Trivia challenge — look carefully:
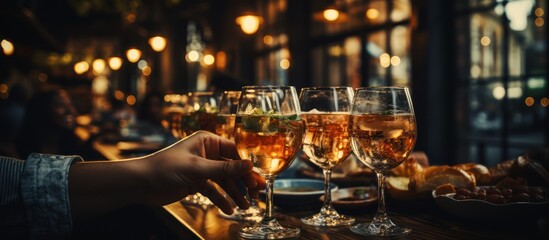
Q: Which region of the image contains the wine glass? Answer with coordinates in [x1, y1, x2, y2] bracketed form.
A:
[181, 91, 218, 137]
[180, 92, 219, 207]
[161, 93, 189, 140]
[215, 90, 264, 222]
[299, 87, 356, 227]
[235, 86, 304, 239]
[349, 86, 416, 236]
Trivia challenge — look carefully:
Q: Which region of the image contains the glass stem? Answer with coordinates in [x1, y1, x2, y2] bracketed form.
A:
[263, 177, 275, 222]
[321, 169, 333, 211]
[375, 171, 388, 219]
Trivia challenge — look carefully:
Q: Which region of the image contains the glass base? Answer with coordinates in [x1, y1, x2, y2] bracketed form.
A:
[218, 205, 264, 222]
[301, 211, 355, 227]
[240, 219, 300, 239]
[350, 220, 411, 237]
[181, 193, 213, 207]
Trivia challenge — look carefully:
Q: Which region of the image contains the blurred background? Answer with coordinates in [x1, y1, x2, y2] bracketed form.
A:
[0, 0, 547, 166]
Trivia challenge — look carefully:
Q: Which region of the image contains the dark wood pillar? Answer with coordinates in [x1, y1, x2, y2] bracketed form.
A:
[411, 0, 456, 165]
[287, 0, 311, 90]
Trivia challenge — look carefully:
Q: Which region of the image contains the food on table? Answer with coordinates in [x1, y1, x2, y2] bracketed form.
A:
[453, 163, 491, 185]
[409, 166, 476, 193]
[490, 155, 549, 187]
[451, 185, 547, 204]
[434, 183, 456, 195]
[387, 152, 549, 201]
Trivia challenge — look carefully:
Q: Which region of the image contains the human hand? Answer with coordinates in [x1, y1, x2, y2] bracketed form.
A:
[143, 131, 265, 214]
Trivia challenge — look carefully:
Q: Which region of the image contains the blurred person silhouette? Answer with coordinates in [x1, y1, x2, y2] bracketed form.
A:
[16, 88, 88, 158]
[137, 91, 164, 129]
[208, 72, 242, 93]
[0, 83, 31, 158]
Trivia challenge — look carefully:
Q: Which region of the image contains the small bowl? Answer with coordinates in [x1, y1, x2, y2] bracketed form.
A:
[260, 179, 338, 208]
[320, 186, 377, 210]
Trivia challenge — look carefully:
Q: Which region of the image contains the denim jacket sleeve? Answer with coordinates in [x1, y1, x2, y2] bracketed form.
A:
[21, 153, 83, 239]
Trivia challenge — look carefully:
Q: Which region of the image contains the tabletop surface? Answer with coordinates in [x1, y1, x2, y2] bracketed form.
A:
[155, 197, 548, 240]
[90, 139, 548, 240]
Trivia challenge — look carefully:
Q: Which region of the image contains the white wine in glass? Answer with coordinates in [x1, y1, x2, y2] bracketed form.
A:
[299, 86, 356, 227]
[215, 90, 264, 222]
[235, 86, 304, 239]
[350, 86, 416, 237]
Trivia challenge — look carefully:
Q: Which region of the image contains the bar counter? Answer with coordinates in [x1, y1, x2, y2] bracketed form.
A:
[91, 139, 548, 239]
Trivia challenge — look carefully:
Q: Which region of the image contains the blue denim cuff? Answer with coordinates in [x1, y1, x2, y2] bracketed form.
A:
[21, 153, 83, 239]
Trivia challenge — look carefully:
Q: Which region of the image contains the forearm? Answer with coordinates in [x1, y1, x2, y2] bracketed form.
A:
[68, 158, 149, 221]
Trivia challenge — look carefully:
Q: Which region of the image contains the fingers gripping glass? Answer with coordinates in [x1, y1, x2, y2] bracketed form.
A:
[235, 86, 304, 239]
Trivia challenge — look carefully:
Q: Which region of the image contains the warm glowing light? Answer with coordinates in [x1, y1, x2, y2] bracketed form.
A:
[541, 97, 549, 107]
[263, 35, 274, 45]
[216, 51, 227, 70]
[126, 48, 142, 63]
[186, 50, 200, 62]
[390, 56, 401, 66]
[470, 65, 481, 78]
[74, 61, 89, 75]
[137, 60, 148, 70]
[1, 39, 14, 55]
[38, 73, 48, 82]
[61, 53, 73, 63]
[480, 36, 491, 46]
[0, 84, 7, 93]
[380, 53, 391, 68]
[329, 46, 343, 56]
[366, 9, 380, 19]
[535, 18, 544, 27]
[236, 15, 262, 34]
[142, 66, 152, 76]
[125, 12, 137, 23]
[92, 59, 106, 74]
[323, 8, 339, 21]
[525, 97, 535, 106]
[203, 54, 215, 65]
[280, 59, 290, 69]
[108, 57, 123, 70]
[535, 8, 544, 17]
[127, 95, 137, 106]
[493, 86, 505, 100]
[505, 1, 535, 31]
[508, 87, 523, 99]
[114, 90, 125, 101]
[149, 36, 167, 52]
[92, 76, 109, 94]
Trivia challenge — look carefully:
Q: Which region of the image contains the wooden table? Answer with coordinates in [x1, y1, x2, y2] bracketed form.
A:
[154, 199, 547, 240]
[91, 140, 548, 239]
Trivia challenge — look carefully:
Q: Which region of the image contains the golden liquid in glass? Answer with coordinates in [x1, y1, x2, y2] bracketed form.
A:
[350, 114, 416, 171]
[235, 115, 304, 178]
[301, 113, 351, 169]
[215, 114, 236, 140]
[181, 111, 217, 136]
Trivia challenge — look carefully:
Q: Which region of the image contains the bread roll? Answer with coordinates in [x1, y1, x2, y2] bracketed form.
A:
[453, 163, 492, 185]
[391, 157, 424, 177]
[409, 166, 476, 193]
[434, 183, 456, 196]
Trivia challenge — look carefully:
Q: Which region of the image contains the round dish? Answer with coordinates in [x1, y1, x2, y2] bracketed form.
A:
[260, 179, 338, 207]
[320, 186, 377, 210]
[432, 190, 549, 221]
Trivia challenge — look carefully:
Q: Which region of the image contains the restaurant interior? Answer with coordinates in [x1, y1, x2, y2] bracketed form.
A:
[1, 0, 548, 239]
